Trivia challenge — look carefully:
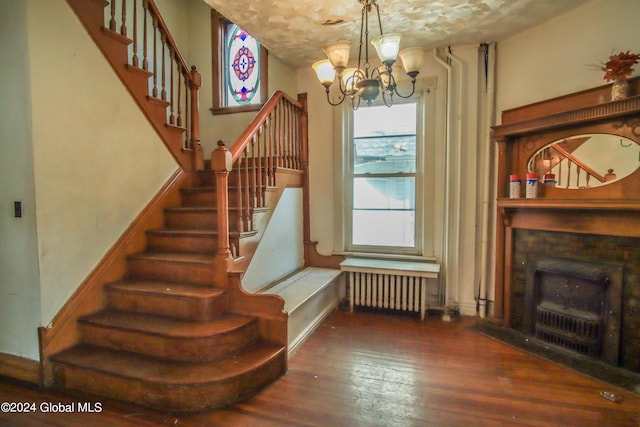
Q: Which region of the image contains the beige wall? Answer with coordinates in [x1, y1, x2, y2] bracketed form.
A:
[0, 0, 42, 359]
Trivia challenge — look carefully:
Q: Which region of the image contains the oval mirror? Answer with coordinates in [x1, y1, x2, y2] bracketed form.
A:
[527, 134, 640, 189]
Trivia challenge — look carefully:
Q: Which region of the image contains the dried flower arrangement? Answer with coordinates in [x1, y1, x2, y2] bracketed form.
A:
[602, 50, 640, 82]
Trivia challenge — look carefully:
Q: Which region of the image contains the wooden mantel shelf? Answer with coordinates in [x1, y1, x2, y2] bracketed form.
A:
[493, 95, 640, 138]
[497, 198, 640, 211]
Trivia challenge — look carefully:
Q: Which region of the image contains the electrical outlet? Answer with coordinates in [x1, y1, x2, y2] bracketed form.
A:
[14, 201, 22, 218]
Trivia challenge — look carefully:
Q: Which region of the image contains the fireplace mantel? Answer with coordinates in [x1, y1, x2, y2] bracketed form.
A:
[491, 79, 640, 327]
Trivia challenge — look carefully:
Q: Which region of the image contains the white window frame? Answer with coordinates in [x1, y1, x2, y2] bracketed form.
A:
[333, 78, 437, 259]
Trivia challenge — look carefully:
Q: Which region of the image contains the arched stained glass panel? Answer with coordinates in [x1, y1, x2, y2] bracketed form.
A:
[224, 23, 261, 106]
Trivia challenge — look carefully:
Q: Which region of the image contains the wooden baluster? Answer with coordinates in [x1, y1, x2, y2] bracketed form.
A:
[250, 135, 257, 220]
[243, 147, 252, 231]
[294, 104, 300, 170]
[566, 161, 571, 188]
[152, 17, 158, 98]
[120, 0, 127, 37]
[235, 158, 244, 233]
[267, 115, 274, 186]
[281, 101, 287, 168]
[298, 92, 309, 174]
[258, 123, 267, 207]
[278, 103, 287, 168]
[576, 165, 581, 188]
[160, 32, 167, 101]
[176, 69, 182, 127]
[286, 102, 292, 168]
[132, 0, 139, 67]
[586, 173, 591, 188]
[291, 103, 297, 170]
[109, 0, 117, 32]
[168, 47, 175, 125]
[256, 127, 263, 207]
[142, 0, 148, 71]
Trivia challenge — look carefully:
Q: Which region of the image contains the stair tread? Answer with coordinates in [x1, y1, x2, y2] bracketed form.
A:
[51, 343, 285, 385]
[80, 310, 254, 337]
[147, 228, 218, 236]
[128, 252, 213, 264]
[166, 206, 217, 211]
[107, 280, 224, 298]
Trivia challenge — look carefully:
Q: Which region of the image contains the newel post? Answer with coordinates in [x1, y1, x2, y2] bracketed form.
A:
[189, 66, 204, 171]
[212, 140, 233, 258]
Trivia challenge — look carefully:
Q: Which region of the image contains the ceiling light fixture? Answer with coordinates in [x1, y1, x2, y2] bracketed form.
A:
[312, 0, 426, 109]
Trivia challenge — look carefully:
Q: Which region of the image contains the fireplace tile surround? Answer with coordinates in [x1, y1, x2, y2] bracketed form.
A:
[513, 230, 637, 371]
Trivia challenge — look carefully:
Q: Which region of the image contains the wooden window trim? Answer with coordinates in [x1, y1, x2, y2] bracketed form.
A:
[210, 10, 268, 115]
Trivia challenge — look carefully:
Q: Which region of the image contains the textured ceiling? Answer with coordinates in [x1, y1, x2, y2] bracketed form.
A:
[201, 0, 591, 68]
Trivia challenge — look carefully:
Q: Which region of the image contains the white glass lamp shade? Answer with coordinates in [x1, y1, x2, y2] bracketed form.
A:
[312, 59, 337, 86]
[323, 41, 352, 70]
[342, 68, 361, 93]
[398, 47, 426, 75]
[371, 33, 401, 65]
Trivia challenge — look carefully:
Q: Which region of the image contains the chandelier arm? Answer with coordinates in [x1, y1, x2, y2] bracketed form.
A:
[381, 89, 393, 107]
[324, 87, 347, 106]
[393, 79, 418, 99]
[351, 95, 361, 110]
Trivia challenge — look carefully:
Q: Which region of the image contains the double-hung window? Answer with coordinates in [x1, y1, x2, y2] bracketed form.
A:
[342, 99, 425, 255]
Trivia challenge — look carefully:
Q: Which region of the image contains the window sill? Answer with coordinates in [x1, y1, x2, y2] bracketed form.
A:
[333, 251, 436, 264]
[210, 104, 264, 115]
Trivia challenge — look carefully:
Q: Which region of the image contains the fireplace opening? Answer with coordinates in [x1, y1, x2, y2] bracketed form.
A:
[524, 256, 623, 366]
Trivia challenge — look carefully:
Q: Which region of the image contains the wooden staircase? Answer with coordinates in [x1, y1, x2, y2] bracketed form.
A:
[43, 0, 344, 412]
[49, 166, 287, 412]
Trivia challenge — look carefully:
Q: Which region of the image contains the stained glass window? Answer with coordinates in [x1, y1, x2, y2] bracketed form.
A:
[224, 23, 261, 107]
[211, 10, 268, 114]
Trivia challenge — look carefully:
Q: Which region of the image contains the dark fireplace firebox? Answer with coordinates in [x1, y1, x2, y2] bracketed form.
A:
[524, 255, 623, 366]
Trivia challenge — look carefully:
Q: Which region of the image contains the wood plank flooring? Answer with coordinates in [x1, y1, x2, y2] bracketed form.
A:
[1, 310, 639, 426]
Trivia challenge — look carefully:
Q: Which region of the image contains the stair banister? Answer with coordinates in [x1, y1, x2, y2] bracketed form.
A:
[212, 91, 307, 265]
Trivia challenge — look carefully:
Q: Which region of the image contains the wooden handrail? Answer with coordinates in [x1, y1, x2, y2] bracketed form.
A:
[212, 91, 308, 262]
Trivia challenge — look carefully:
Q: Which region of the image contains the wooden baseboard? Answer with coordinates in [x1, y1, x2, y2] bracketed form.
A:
[38, 169, 190, 386]
[0, 353, 40, 384]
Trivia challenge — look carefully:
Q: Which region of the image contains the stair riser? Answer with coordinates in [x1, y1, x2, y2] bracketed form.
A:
[106, 290, 227, 321]
[127, 259, 212, 285]
[165, 211, 218, 229]
[51, 350, 286, 412]
[146, 233, 217, 254]
[182, 190, 249, 208]
[165, 211, 243, 231]
[79, 322, 259, 362]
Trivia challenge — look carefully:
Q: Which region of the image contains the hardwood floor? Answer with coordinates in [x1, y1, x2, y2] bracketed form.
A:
[1, 309, 639, 426]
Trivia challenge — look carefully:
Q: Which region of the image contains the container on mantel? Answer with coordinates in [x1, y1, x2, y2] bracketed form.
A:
[525, 173, 539, 199]
[509, 174, 521, 199]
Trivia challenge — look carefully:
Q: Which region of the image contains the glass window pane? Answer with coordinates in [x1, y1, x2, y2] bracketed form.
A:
[352, 177, 415, 247]
[353, 103, 416, 174]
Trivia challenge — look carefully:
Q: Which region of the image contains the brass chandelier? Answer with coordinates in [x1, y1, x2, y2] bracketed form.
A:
[312, 0, 426, 109]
